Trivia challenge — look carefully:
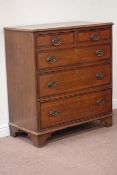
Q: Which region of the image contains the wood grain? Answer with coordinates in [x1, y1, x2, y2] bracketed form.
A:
[5, 30, 38, 132]
[78, 29, 110, 42]
[38, 63, 111, 97]
[37, 44, 111, 69]
[36, 31, 74, 48]
[4, 21, 113, 32]
[40, 89, 112, 129]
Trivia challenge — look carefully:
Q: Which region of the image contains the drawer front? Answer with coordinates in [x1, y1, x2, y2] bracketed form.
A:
[78, 29, 111, 44]
[39, 63, 111, 97]
[40, 89, 112, 129]
[37, 45, 110, 69]
[35, 31, 74, 48]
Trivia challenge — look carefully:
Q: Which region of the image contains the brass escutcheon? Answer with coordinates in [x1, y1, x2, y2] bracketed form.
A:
[76, 95, 80, 100]
[75, 69, 80, 74]
[74, 48, 79, 53]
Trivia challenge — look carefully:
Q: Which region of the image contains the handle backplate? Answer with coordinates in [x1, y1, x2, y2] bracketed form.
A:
[47, 56, 56, 64]
[96, 72, 104, 80]
[48, 81, 57, 88]
[97, 98, 105, 106]
[49, 110, 60, 117]
[90, 34, 99, 41]
[51, 38, 61, 46]
[96, 50, 104, 57]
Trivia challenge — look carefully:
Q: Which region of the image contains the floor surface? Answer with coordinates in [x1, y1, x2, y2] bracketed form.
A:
[0, 111, 117, 175]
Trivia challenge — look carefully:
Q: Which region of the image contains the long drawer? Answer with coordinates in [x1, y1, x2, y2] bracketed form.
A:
[38, 63, 111, 97]
[37, 45, 110, 69]
[40, 89, 112, 129]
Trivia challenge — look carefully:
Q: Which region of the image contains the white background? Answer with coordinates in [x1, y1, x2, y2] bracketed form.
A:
[0, 0, 117, 137]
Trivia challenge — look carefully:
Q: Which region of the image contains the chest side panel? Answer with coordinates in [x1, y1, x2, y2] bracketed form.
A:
[5, 30, 38, 132]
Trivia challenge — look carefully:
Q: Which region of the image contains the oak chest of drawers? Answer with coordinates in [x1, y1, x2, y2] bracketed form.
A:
[5, 21, 113, 147]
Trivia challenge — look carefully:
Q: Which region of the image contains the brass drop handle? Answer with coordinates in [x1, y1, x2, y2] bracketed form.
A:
[96, 72, 104, 80]
[96, 50, 104, 57]
[51, 38, 61, 46]
[48, 81, 57, 88]
[49, 110, 60, 117]
[97, 98, 105, 106]
[90, 34, 99, 41]
[47, 56, 56, 64]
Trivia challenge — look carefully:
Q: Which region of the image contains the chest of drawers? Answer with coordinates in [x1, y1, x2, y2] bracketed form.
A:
[5, 21, 113, 147]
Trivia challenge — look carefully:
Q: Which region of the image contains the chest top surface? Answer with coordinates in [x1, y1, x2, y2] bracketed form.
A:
[4, 21, 113, 32]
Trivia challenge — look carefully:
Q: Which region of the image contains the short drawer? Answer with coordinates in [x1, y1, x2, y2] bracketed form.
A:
[37, 44, 110, 69]
[78, 28, 111, 45]
[38, 63, 111, 97]
[35, 31, 74, 49]
[40, 89, 112, 129]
